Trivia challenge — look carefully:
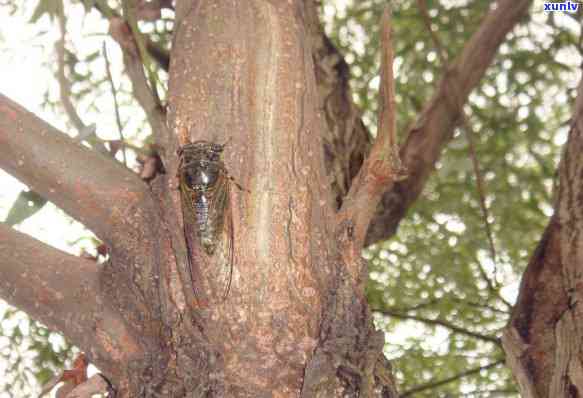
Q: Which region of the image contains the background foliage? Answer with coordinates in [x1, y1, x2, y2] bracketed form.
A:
[0, 0, 581, 396]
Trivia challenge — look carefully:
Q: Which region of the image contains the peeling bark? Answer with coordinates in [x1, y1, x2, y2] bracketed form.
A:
[502, 73, 583, 397]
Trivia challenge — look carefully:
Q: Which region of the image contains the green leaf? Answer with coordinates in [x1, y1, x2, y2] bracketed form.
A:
[4, 190, 48, 226]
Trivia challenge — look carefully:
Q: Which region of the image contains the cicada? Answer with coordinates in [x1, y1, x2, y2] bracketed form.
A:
[178, 140, 235, 302]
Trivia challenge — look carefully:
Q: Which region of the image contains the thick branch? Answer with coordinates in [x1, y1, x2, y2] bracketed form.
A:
[365, 0, 532, 245]
[0, 94, 153, 249]
[0, 224, 144, 380]
[374, 308, 501, 345]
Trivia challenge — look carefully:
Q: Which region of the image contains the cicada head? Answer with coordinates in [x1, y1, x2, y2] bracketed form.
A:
[178, 140, 227, 190]
[182, 160, 222, 191]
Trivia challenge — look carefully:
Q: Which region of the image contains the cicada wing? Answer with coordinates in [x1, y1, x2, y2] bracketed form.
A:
[223, 186, 234, 302]
[179, 184, 206, 302]
[207, 175, 233, 302]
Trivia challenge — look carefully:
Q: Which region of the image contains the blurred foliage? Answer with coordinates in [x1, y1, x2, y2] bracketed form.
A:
[0, 307, 75, 396]
[324, 0, 581, 396]
[0, 0, 581, 396]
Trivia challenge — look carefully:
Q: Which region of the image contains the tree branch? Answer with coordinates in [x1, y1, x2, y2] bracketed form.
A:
[104, 1, 167, 144]
[54, 9, 110, 155]
[337, 8, 406, 253]
[365, 0, 533, 246]
[122, 0, 161, 105]
[0, 224, 144, 380]
[0, 94, 154, 250]
[417, 0, 498, 269]
[374, 308, 501, 345]
[400, 358, 504, 397]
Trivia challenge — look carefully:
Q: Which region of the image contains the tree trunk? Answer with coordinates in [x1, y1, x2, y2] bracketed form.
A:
[157, 1, 396, 395]
[502, 72, 583, 397]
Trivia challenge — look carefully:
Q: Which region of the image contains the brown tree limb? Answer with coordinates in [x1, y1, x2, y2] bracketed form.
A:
[374, 308, 501, 346]
[122, 0, 161, 105]
[0, 224, 144, 380]
[54, 8, 108, 155]
[417, 0, 498, 270]
[0, 94, 153, 250]
[365, 0, 533, 246]
[163, 1, 397, 395]
[336, 8, 406, 282]
[336, 8, 405, 287]
[400, 358, 504, 397]
[109, 15, 165, 132]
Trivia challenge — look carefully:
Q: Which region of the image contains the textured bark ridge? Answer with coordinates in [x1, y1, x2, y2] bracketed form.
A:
[502, 75, 583, 397]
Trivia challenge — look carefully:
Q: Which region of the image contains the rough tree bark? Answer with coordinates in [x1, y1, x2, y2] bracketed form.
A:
[502, 71, 583, 397]
[0, 0, 535, 396]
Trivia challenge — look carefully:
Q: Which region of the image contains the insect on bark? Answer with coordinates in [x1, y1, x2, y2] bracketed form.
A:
[177, 140, 236, 302]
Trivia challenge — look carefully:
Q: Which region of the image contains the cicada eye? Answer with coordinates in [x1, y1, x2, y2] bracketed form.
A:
[211, 143, 224, 153]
